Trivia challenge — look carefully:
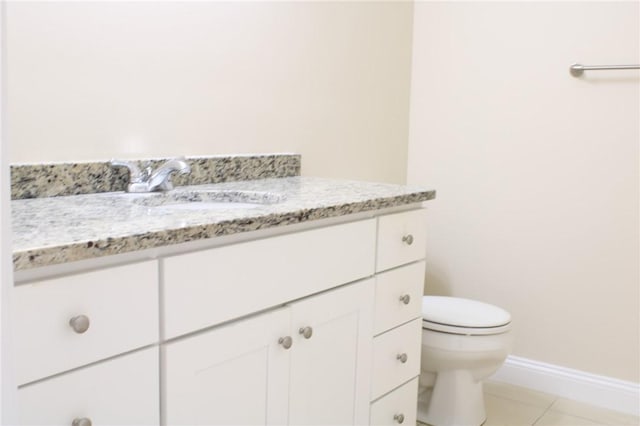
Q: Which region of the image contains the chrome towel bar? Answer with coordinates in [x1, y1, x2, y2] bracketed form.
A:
[570, 63, 640, 77]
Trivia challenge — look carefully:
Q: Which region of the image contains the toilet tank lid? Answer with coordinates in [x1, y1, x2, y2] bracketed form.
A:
[422, 296, 511, 328]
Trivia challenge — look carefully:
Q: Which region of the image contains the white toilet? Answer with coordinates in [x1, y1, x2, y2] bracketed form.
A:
[417, 296, 513, 426]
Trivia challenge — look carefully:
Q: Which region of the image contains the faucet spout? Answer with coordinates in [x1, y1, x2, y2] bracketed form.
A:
[147, 158, 191, 192]
[111, 157, 191, 192]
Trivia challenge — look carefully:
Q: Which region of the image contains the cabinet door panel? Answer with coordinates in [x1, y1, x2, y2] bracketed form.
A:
[163, 308, 290, 425]
[289, 280, 374, 425]
[18, 347, 159, 425]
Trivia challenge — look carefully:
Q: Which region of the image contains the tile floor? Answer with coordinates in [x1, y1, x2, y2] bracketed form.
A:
[419, 381, 639, 426]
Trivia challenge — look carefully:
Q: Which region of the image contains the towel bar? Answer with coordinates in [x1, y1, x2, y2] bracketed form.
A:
[570, 63, 640, 77]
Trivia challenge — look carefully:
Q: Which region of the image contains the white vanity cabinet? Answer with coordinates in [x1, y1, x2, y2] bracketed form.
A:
[369, 209, 427, 425]
[13, 207, 428, 425]
[165, 280, 374, 426]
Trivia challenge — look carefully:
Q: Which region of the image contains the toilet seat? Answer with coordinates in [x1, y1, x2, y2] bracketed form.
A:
[422, 296, 511, 336]
[422, 319, 511, 336]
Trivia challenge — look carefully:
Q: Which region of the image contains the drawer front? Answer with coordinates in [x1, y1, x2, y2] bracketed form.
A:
[376, 209, 427, 272]
[371, 318, 422, 400]
[374, 261, 425, 335]
[17, 347, 159, 425]
[163, 219, 376, 339]
[370, 377, 419, 426]
[14, 261, 159, 385]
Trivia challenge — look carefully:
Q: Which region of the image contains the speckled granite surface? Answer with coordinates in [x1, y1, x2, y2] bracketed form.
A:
[12, 177, 435, 270]
[11, 153, 300, 199]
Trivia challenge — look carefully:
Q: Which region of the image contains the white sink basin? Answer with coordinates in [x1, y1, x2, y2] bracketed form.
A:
[131, 190, 285, 211]
[151, 201, 264, 212]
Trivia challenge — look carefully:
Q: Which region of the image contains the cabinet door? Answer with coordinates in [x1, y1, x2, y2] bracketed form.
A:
[163, 308, 290, 425]
[17, 347, 159, 425]
[288, 280, 375, 425]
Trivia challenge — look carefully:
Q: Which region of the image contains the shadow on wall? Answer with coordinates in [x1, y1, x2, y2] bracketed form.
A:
[424, 265, 451, 296]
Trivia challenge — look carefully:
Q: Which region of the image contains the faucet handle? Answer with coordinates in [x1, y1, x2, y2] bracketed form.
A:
[140, 161, 154, 182]
[110, 159, 145, 183]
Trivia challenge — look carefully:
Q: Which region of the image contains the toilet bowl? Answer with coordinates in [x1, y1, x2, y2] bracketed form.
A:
[417, 296, 512, 426]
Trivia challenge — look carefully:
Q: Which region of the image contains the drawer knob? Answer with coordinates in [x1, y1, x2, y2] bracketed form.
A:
[299, 326, 313, 339]
[278, 336, 293, 349]
[72, 418, 92, 426]
[399, 294, 411, 305]
[69, 315, 90, 334]
[396, 353, 408, 363]
[401, 234, 414, 245]
[393, 413, 405, 424]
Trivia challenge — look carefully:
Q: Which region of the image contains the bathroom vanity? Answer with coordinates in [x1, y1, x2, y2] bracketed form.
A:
[10, 154, 435, 425]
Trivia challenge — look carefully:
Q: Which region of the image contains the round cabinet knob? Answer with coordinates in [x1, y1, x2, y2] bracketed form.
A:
[69, 315, 90, 334]
[72, 418, 92, 426]
[396, 353, 408, 363]
[299, 326, 313, 339]
[393, 413, 405, 424]
[278, 336, 293, 350]
[402, 234, 414, 245]
[399, 294, 411, 305]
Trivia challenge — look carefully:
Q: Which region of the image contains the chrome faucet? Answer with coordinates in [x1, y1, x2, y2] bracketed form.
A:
[146, 158, 191, 191]
[110, 158, 192, 192]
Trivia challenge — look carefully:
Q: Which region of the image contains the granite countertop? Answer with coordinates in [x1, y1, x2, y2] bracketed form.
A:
[11, 155, 435, 271]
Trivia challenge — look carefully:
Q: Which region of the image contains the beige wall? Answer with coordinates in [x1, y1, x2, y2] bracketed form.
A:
[6, 1, 413, 184]
[408, 1, 639, 382]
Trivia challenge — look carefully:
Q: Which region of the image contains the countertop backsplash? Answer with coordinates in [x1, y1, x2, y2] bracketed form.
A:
[11, 153, 301, 200]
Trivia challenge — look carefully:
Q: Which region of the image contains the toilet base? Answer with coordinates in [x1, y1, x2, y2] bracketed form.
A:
[417, 370, 486, 426]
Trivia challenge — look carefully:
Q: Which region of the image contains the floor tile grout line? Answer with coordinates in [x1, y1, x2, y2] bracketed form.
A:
[543, 399, 638, 425]
[484, 390, 557, 412]
[531, 397, 557, 426]
[422, 387, 639, 426]
[484, 383, 640, 425]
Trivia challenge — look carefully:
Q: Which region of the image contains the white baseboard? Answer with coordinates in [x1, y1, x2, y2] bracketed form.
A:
[490, 355, 640, 417]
